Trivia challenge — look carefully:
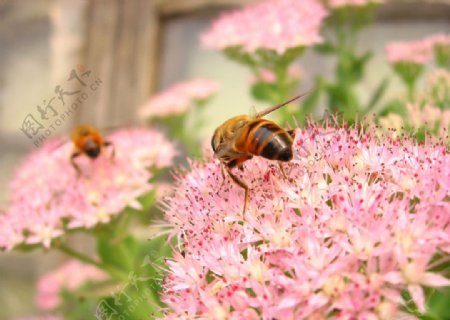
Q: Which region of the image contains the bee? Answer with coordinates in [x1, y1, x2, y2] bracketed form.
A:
[211, 93, 308, 214]
[70, 124, 114, 175]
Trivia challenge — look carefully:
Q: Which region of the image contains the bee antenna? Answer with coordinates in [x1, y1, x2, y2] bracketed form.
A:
[256, 91, 309, 118]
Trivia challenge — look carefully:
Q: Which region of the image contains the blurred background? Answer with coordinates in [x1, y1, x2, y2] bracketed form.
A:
[0, 0, 449, 318]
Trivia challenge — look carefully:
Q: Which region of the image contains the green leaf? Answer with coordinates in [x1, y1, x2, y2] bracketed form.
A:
[97, 235, 139, 272]
[251, 82, 279, 103]
[295, 83, 323, 124]
[378, 99, 408, 118]
[325, 83, 360, 122]
[132, 234, 175, 288]
[60, 288, 99, 320]
[315, 42, 336, 54]
[137, 190, 156, 212]
[280, 46, 305, 65]
[223, 47, 257, 67]
[426, 287, 450, 320]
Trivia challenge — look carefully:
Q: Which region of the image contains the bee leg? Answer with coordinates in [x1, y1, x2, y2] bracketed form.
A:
[225, 166, 249, 217]
[278, 162, 288, 180]
[70, 152, 82, 177]
[220, 162, 226, 181]
[286, 128, 296, 139]
[217, 162, 227, 191]
[104, 141, 115, 160]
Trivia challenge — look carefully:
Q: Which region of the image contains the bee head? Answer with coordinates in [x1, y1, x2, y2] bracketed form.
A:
[84, 139, 101, 159]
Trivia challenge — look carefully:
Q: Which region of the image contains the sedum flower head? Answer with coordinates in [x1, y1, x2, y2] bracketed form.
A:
[0, 128, 177, 250]
[162, 123, 449, 319]
[139, 78, 219, 120]
[426, 32, 450, 66]
[385, 39, 433, 65]
[36, 259, 107, 310]
[201, 0, 327, 55]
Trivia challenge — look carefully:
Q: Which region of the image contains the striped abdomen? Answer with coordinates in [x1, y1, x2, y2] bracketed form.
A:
[236, 119, 294, 161]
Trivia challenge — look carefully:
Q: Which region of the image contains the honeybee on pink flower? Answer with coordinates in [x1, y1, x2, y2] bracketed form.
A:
[211, 93, 308, 214]
[0, 128, 177, 250]
[162, 121, 450, 319]
[69, 124, 114, 175]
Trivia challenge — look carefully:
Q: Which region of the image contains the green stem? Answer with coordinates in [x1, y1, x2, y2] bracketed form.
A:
[58, 242, 130, 282]
[407, 81, 416, 102]
[275, 63, 288, 99]
[57, 243, 104, 269]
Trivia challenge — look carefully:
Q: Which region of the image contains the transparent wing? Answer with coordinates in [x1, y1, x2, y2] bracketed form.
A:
[249, 105, 258, 118]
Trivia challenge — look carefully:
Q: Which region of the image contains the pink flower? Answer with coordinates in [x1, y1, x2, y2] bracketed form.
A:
[0, 128, 176, 250]
[161, 122, 450, 319]
[36, 259, 107, 310]
[385, 39, 433, 65]
[201, 0, 327, 54]
[404, 103, 450, 135]
[257, 69, 277, 83]
[249, 65, 303, 85]
[139, 78, 219, 119]
[327, 0, 382, 8]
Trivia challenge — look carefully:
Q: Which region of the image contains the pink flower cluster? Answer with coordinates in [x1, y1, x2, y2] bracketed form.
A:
[386, 33, 450, 65]
[201, 0, 327, 54]
[0, 128, 177, 250]
[139, 79, 219, 119]
[385, 39, 433, 65]
[162, 123, 450, 319]
[406, 103, 450, 134]
[328, 0, 382, 8]
[36, 259, 107, 310]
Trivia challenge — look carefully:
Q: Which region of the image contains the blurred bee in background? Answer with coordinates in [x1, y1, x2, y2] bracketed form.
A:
[211, 93, 308, 214]
[70, 124, 114, 175]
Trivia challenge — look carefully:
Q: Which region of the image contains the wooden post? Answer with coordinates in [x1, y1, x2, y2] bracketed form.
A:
[75, 0, 160, 128]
